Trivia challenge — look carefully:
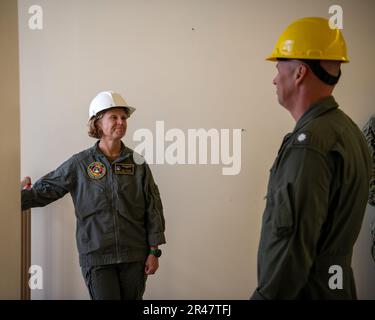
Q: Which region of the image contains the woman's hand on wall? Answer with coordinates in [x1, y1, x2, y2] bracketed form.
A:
[21, 176, 32, 190]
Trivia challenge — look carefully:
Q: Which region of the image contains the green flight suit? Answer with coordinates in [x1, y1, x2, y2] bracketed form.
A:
[251, 96, 371, 300]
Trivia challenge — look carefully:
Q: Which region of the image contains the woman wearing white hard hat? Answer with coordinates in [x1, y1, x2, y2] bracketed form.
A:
[22, 90, 165, 300]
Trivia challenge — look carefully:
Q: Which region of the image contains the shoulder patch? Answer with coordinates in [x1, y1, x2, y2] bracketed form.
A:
[292, 131, 311, 146]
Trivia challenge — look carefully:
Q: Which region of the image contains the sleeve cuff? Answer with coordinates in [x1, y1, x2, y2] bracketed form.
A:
[148, 232, 166, 246]
[21, 189, 32, 211]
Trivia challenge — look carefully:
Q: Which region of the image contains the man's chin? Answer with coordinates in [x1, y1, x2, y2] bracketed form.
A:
[277, 97, 288, 109]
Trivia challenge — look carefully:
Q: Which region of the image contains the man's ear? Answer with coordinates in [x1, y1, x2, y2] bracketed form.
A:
[295, 63, 308, 85]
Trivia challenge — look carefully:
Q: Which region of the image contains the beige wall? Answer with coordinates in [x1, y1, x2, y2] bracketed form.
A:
[18, 0, 375, 299]
[0, 0, 21, 299]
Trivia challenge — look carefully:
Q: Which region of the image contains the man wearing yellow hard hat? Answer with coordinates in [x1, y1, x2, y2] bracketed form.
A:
[250, 17, 372, 299]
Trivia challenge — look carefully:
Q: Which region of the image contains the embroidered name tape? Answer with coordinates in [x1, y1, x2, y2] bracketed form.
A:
[87, 161, 106, 179]
[114, 163, 135, 175]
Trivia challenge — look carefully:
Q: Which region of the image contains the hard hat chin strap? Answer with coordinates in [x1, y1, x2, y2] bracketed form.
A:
[302, 60, 341, 86]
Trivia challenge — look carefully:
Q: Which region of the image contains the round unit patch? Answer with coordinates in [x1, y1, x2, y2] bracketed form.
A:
[87, 161, 106, 179]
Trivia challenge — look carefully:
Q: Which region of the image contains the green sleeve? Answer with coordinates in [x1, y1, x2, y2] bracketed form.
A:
[143, 163, 166, 246]
[259, 146, 332, 299]
[21, 157, 77, 211]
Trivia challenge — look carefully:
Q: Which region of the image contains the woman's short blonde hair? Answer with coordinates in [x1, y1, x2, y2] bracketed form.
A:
[87, 112, 105, 139]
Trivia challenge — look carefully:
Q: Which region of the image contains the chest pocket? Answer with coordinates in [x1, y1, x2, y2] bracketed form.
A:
[117, 173, 140, 196]
[117, 173, 144, 211]
[76, 181, 108, 219]
[271, 186, 294, 238]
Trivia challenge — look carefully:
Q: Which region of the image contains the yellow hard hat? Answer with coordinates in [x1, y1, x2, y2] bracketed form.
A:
[267, 17, 349, 62]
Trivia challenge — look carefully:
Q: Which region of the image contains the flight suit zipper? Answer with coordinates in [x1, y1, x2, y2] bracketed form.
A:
[105, 157, 121, 263]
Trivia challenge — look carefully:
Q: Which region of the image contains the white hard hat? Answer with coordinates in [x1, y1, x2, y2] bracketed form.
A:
[89, 90, 136, 119]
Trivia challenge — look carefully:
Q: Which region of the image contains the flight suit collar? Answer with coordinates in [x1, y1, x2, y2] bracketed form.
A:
[92, 140, 132, 162]
[293, 95, 339, 133]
